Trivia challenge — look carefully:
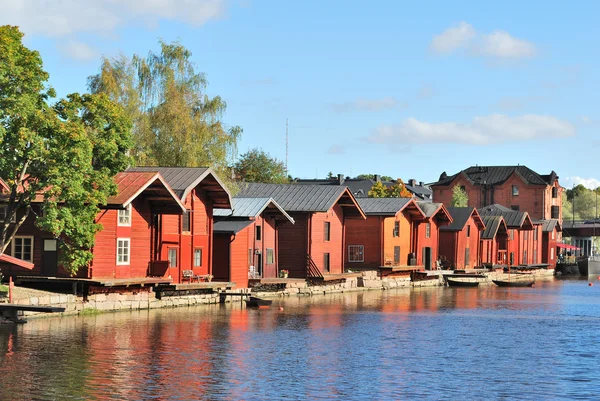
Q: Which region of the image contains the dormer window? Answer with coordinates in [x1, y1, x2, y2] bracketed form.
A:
[118, 204, 132, 226]
[512, 185, 519, 196]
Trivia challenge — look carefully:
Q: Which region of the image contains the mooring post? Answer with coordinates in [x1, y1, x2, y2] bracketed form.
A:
[9, 276, 13, 304]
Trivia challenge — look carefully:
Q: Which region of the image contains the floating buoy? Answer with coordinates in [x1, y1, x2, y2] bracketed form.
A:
[279, 306, 284, 311]
[597, 276, 600, 280]
[589, 282, 594, 287]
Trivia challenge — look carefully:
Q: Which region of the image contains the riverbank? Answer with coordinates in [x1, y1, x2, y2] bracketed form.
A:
[1, 268, 556, 321]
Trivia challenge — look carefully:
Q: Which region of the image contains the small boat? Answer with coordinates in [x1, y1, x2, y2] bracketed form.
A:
[492, 279, 535, 287]
[446, 277, 480, 287]
[245, 296, 272, 308]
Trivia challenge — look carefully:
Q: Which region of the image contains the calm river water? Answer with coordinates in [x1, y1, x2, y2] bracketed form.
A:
[1, 279, 600, 400]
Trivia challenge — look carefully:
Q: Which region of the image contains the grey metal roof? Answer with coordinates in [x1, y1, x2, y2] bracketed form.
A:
[213, 197, 294, 223]
[538, 219, 560, 232]
[127, 166, 231, 208]
[478, 204, 527, 228]
[417, 202, 443, 218]
[213, 219, 254, 234]
[481, 215, 506, 239]
[293, 177, 394, 198]
[404, 181, 433, 201]
[356, 198, 413, 215]
[440, 207, 477, 231]
[237, 183, 358, 213]
[432, 166, 557, 187]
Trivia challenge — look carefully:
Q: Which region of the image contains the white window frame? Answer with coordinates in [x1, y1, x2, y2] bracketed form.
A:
[348, 245, 364, 263]
[512, 185, 519, 196]
[0, 206, 17, 223]
[425, 223, 431, 239]
[194, 248, 202, 267]
[12, 236, 34, 262]
[266, 248, 274, 264]
[168, 248, 178, 268]
[118, 204, 132, 227]
[116, 238, 131, 265]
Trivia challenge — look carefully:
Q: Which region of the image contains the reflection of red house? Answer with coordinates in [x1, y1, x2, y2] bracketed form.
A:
[415, 202, 452, 269]
[439, 207, 485, 269]
[237, 183, 365, 277]
[213, 198, 294, 288]
[0, 172, 186, 279]
[128, 167, 231, 283]
[478, 204, 535, 267]
[344, 198, 425, 270]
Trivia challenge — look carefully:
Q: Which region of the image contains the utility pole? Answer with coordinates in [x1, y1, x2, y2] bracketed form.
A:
[285, 118, 289, 175]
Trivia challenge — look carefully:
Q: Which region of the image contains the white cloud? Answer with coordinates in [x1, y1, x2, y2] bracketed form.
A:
[1, 0, 227, 38]
[565, 177, 600, 190]
[430, 22, 537, 59]
[58, 40, 99, 62]
[329, 97, 404, 113]
[366, 114, 574, 145]
[327, 144, 345, 155]
[430, 22, 476, 54]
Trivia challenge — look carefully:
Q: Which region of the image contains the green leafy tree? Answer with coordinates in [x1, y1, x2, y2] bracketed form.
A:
[233, 148, 288, 184]
[451, 186, 469, 207]
[368, 181, 389, 198]
[357, 174, 394, 181]
[0, 26, 132, 274]
[88, 39, 241, 174]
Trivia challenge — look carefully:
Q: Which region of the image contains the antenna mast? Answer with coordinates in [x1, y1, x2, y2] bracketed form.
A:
[285, 118, 289, 174]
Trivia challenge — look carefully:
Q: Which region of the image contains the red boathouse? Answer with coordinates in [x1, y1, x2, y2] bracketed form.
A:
[439, 207, 485, 269]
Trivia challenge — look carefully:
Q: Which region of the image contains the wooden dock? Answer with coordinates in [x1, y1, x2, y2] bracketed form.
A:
[0, 304, 65, 324]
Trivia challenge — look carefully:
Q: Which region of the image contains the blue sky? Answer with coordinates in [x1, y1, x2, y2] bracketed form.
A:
[3, 1, 599, 187]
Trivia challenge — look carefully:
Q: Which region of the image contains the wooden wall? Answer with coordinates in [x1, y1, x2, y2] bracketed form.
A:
[344, 216, 382, 270]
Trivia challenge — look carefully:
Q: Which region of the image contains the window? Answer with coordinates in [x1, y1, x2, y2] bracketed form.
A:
[324, 222, 331, 241]
[118, 204, 132, 226]
[523, 250, 527, 264]
[512, 185, 519, 196]
[394, 246, 400, 264]
[12, 236, 33, 262]
[460, 185, 466, 192]
[248, 248, 253, 266]
[466, 225, 471, 238]
[266, 248, 274, 264]
[425, 223, 431, 239]
[194, 248, 202, 267]
[182, 210, 191, 232]
[551, 230, 555, 240]
[551, 248, 555, 260]
[509, 252, 514, 265]
[534, 227, 539, 241]
[348, 245, 364, 262]
[524, 231, 529, 241]
[510, 230, 514, 240]
[116, 238, 130, 265]
[0, 206, 16, 223]
[393, 221, 400, 237]
[551, 206, 560, 219]
[255, 225, 262, 241]
[323, 253, 330, 273]
[511, 205, 520, 211]
[168, 248, 177, 267]
[552, 187, 558, 198]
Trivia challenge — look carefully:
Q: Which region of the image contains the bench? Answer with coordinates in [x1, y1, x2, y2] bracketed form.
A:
[182, 270, 212, 283]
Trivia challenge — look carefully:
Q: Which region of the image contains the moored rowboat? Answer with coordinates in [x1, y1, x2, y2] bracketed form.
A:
[492, 279, 535, 287]
[446, 277, 480, 287]
[245, 296, 273, 308]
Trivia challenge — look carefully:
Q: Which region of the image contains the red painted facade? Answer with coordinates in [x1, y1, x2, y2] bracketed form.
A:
[439, 209, 485, 269]
[414, 204, 452, 269]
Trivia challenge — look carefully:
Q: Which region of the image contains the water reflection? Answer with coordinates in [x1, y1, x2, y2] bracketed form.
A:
[1, 280, 600, 400]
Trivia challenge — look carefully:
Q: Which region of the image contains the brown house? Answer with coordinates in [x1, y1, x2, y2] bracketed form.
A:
[237, 183, 365, 278]
[431, 166, 563, 221]
[213, 198, 294, 287]
[439, 207, 485, 269]
[344, 198, 425, 270]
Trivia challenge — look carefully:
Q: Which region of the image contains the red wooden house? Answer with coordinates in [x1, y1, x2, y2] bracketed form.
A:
[480, 215, 509, 267]
[127, 167, 232, 283]
[439, 207, 485, 269]
[237, 183, 365, 278]
[344, 198, 425, 270]
[0, 172, 186, 279]
[414, 202, 453, 269]
[212, 197, 294, 288]
[539, 219, 561, 268]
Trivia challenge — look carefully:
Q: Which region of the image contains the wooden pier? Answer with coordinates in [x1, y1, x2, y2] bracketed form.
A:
[0, 304, 65, 324]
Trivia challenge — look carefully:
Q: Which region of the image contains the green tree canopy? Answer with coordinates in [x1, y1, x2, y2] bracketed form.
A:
[368, 179, 412, 198]
[451, 186, 469, 207]
[88, 39, 241, 174]
[356, 174, 394, 181]
[0, 26, 132, 274]
[563, 187, 600, 222]
[233, 148, 288, 184]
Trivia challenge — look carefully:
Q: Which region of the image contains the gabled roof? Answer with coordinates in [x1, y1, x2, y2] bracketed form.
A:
[481, 215, 508, 240]
[0, 253, 34, 270]
[293, 177, 394, 198]
[432, 166, 558, 187]
[107, 172, 186, 214]
[440, 207, 485, 231]
[404, 181, 433, 201]
[237, 183, 365, 218]
[356, 198, 425, 219]
[478, 204, 533, 229]
[535, 219, 562, 233]
[127, 166, 232, 209]
[213, 219, 254, 234]
[213, 197, 294, 224]
[416, 202, 453, 223]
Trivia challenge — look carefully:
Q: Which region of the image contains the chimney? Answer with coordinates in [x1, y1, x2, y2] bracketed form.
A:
[408, 179, 416, 187]
[337, 174, 345, 185]
[419, 181, 424, 186]
[374, 174, 381, 183]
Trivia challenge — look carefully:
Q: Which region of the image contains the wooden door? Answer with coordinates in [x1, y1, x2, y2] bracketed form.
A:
[42, 239, 58, 276]
[423, 247, 432, 270]
[394, 246, 400, 265]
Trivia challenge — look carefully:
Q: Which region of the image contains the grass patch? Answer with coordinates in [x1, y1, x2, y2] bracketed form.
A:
[80, 307, 102, 316]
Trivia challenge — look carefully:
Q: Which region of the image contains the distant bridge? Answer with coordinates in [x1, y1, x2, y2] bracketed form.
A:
[562, 220, 600, 237]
